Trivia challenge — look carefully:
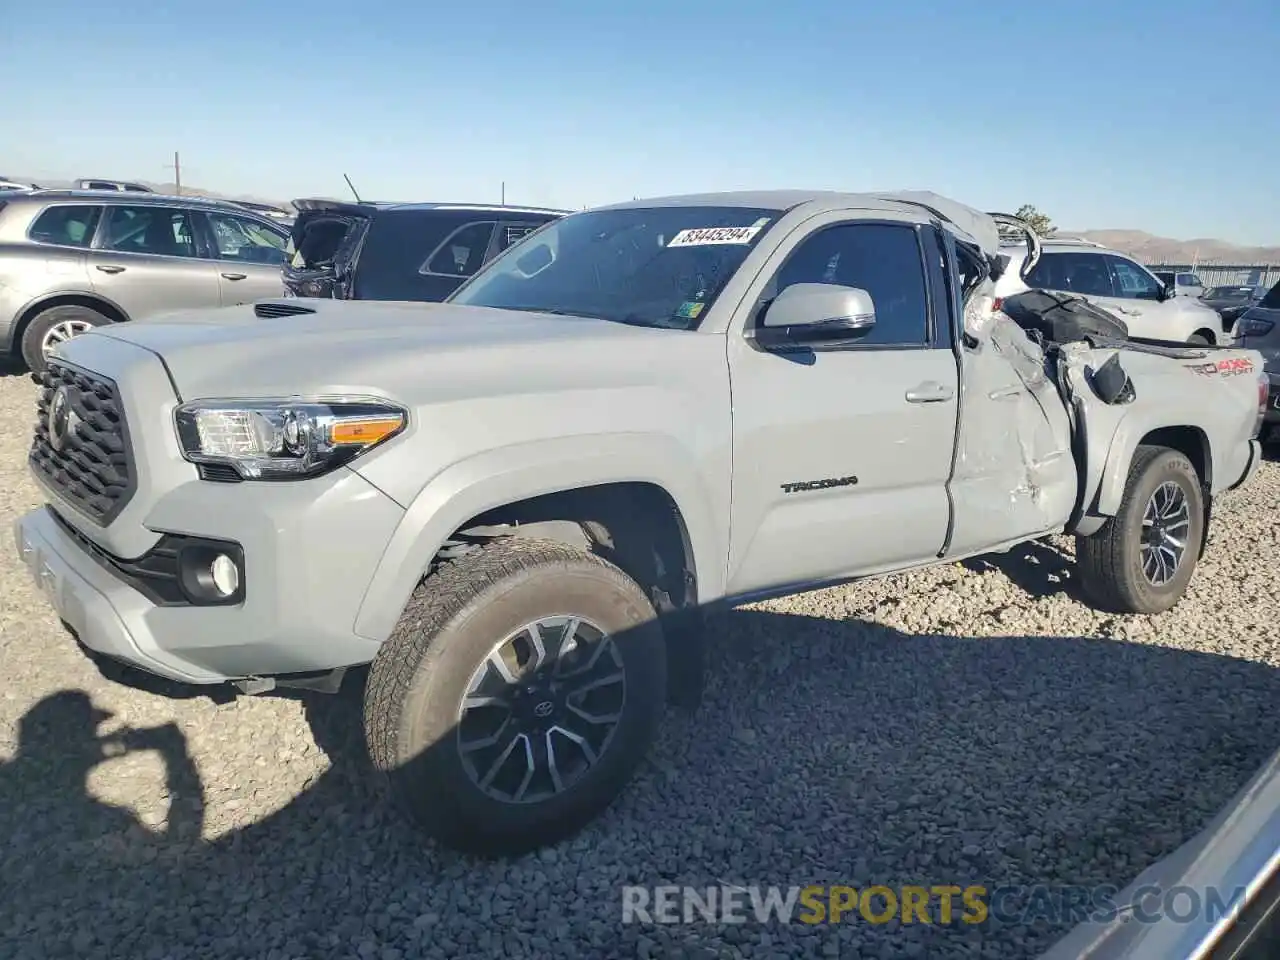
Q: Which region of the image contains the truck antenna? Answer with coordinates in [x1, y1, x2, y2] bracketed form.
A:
[343, 173, 362, 203]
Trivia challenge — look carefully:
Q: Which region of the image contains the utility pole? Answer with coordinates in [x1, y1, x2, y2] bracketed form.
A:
[164, 151, 182, 195]
[501, 181, 505, 205]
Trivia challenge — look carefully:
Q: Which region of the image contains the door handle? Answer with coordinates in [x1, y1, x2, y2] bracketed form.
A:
[95, 264, 125, 274]
[905, 381, 954, 403]
[221, 272, 247, 281]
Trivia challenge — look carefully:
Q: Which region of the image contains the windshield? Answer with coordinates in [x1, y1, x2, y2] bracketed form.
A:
[447, 205, 782, 330]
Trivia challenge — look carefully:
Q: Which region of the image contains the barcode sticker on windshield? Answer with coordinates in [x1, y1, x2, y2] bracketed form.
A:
[667, 221, 767, 247]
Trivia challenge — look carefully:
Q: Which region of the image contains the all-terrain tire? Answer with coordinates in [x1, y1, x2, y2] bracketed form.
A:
[363, 537, 667, 857]
[20, 304, 112, 373]
[1186, 333, 1212, 346]
[1076, 444, 1205, 615]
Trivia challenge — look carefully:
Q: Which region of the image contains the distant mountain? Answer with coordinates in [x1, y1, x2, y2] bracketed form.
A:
[1059, 229, 1280, 265]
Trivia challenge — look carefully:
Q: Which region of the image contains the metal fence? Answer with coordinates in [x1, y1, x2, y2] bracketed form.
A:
[1146, 263, 1280, 288]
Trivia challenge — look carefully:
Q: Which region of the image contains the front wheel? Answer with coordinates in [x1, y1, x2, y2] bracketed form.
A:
[21, 304, 112, 373]
[363, 537, 667, 856]
[1186, 333, 1212, 346]
[1076, 445, 1205, 614]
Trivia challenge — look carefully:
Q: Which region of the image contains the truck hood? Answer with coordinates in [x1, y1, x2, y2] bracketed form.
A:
[82, 299, 694, 402]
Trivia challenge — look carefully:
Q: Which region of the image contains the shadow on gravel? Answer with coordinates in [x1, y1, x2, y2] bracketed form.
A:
[961, 539, 1077, 600]
[5, 611, 1280, 960]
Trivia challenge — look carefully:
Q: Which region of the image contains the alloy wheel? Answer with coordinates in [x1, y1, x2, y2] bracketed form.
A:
[1141, 480, 1191, 586]
[456, 615, 627, 804]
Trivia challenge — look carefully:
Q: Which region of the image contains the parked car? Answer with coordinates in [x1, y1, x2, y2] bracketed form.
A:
[14, 191, 1265, 857]
[282, 199, 567, 302]
[0, 179, 36, 191]
[0, 189, 290, 371]
[995, 237, 1227, 344]
[1234, 280, 1280, 443]
[75, 179, 154, 193]
[1153, 269, 1206, 299]
[1200, 283, 1270, 335]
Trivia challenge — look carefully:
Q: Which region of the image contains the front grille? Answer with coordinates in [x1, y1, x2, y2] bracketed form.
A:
[29, 361, 136, 525]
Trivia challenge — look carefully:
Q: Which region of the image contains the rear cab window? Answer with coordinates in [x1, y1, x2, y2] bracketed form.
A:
[28, 204, 104, 248]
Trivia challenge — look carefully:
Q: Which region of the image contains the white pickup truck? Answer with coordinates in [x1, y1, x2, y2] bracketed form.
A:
[15, 189, 1268, 856]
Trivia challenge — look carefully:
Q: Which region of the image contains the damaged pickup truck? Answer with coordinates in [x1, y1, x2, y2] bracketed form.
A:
[14, 190, 1268, 856]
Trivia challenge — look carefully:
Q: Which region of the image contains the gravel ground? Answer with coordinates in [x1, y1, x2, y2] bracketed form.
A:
[1, 367, 1279, 960]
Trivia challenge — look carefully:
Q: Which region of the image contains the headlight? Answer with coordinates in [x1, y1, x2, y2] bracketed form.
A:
[174, 397, 407, 480]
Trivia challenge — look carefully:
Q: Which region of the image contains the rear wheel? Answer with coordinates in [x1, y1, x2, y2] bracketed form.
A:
[363, 537, 667, 856]
[21, 304, 112, 373]
[1077, 445, 1205, 614]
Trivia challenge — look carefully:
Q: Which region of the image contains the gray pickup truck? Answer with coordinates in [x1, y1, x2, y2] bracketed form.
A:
[14, 190, 1267, 857]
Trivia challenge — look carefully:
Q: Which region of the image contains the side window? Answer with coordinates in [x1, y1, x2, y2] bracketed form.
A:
[207, 212, 286, 264]
[767, 222, 929, 346]
[1108, 257, 1163, 300]
[496, 220, 544, 253]
[1025, 252, 1116, 297]
[422, 221, 496, 277]
[28, 205, 103, 248]
[99, 205, 198, 258]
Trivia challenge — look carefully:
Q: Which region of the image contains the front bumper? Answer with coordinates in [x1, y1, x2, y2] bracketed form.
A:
[14, 467, 404, 686]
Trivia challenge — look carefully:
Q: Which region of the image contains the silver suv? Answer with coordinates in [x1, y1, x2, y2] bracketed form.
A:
[994, 236, 1226, 345]
[0, 190, 290, 372]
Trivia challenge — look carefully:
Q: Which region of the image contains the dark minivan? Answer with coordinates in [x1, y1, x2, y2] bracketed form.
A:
[281, 199, 567, 302]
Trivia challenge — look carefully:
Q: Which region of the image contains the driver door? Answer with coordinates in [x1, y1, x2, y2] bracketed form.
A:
[725, 216, 960, 597]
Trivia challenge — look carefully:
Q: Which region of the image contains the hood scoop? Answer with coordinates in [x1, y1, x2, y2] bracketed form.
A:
[255, 300, 317, 319]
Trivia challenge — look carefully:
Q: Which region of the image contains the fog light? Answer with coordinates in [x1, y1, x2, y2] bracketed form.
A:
[210, 553, 240, 597]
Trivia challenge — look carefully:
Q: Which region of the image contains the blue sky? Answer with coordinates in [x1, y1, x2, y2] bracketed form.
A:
[4, 0, 1278, 244]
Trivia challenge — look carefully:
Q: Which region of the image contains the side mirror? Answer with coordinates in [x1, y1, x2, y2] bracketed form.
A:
[750, 283, 877, 350]
[1161, 282, 1177, 301]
